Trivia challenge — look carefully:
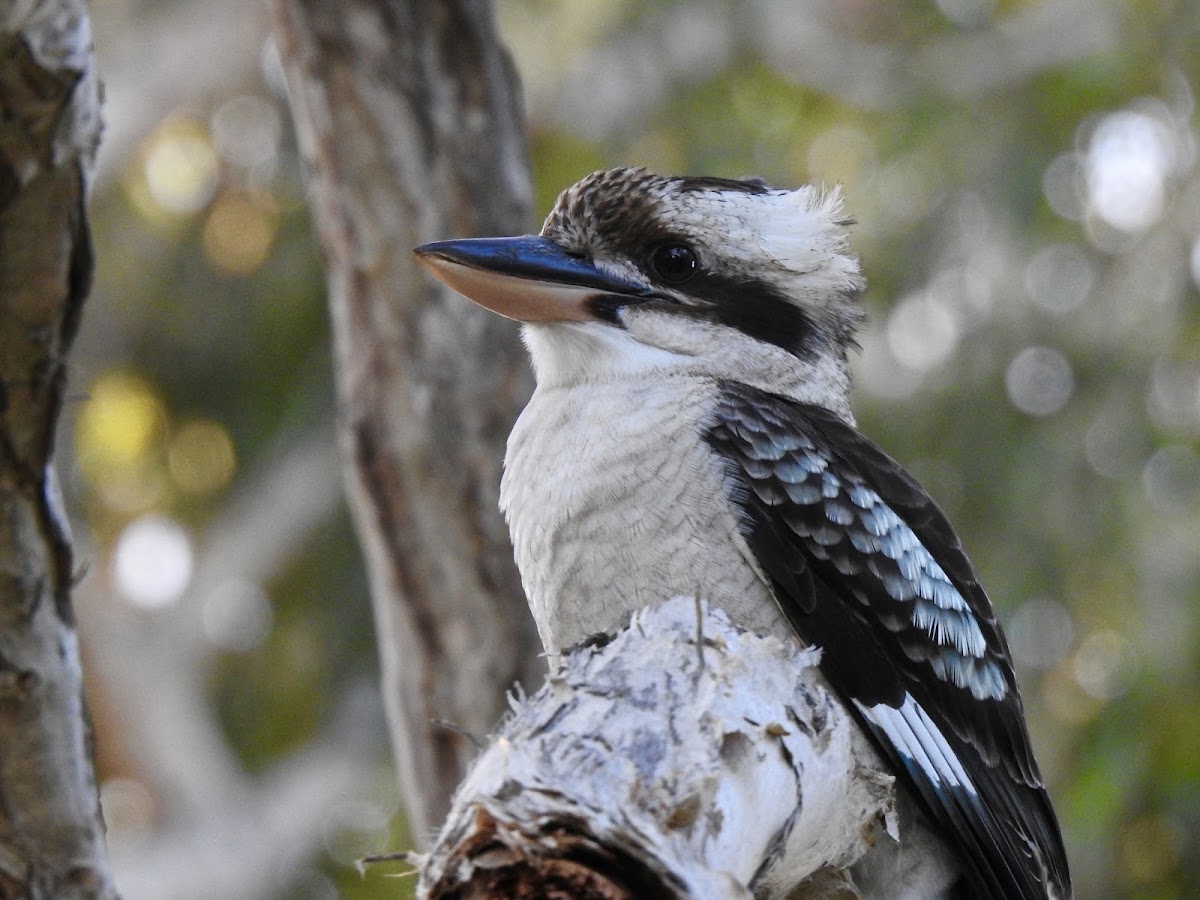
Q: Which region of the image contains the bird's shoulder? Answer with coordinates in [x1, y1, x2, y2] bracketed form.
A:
[702, 380, 1024, 751]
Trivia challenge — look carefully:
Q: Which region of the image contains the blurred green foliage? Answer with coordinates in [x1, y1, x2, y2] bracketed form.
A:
[76, 1, 1198, 897]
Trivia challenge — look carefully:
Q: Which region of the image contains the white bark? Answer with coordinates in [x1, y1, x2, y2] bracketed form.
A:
[418, 597, 900, 900]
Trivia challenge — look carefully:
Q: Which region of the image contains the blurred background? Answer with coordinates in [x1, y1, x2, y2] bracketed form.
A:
[72, 0, 1198, 897]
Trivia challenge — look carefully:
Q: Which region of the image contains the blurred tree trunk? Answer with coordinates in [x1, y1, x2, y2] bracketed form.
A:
[0, 1, 115, 897]
[271, 0, 542, 842]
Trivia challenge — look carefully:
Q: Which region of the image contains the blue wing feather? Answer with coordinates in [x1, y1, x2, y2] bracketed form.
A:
[706, 382, 1071, 900]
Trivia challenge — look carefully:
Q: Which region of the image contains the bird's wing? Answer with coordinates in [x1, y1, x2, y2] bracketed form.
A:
[705, 382, 1071, 900]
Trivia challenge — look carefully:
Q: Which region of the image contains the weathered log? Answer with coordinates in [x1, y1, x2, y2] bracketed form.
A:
[419, 598, 901, 900]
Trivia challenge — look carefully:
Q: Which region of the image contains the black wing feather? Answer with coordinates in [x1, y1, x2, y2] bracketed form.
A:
[706, 382, 1071, 899]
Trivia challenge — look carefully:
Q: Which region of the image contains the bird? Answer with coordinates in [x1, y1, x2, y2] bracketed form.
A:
[413, 166, 1072, 899]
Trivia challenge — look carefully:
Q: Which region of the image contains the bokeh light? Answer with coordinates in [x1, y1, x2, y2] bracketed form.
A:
[1084, 104, 1184, 234]
[76, 372, 165, 471]
[1042, 153, 1085, 222]
[202, 192, 279, 275]
[1042, 667, 1103, 727]
[1005, 346, 1074, 417]
[935, 0, 995, 29]
[1024, 244, 1094, 315]
[1071, 630, 1132, 701]
[1147, 358, 1200, 435]
[853, 327, 925, 401]
[1008, 598, 1076, 670]
[886, 290, 961, 373]
[142, 118, 219, 215]
[168, 419, 237, 496]
[211, 94, 282, 176]
[75, 371, 168, 511]
[1084, 412, 1147, 480]
[1141, 444, 1200, 513]
[113, 515, 194, 609]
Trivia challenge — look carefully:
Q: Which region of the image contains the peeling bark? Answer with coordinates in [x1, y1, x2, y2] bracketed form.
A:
[270, 0, 541, 840]
[418, 599, 899, 900]
[0, 1, 115, 896]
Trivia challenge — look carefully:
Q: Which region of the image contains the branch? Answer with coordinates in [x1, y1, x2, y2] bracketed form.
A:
[270, 0, 541, 841]
[419, 598, 905, 900]
[0, 1, 114, 895]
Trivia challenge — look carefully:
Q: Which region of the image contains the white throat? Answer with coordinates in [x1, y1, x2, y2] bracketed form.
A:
[521, 319, 856, 425]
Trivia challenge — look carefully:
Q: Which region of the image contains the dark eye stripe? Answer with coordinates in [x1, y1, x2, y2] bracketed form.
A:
[683, 272, 817, 357]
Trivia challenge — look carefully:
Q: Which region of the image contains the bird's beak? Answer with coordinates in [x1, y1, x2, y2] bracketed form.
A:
[413, 236, 650, 323]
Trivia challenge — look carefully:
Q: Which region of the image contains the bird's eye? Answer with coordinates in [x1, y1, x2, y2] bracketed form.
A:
[650, 243, 699, 285]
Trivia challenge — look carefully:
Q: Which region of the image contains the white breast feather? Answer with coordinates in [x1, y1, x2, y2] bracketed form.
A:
[500, 375, 790, 653]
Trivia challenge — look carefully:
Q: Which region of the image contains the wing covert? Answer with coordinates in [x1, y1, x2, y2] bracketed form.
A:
[705, 382, 1071, 899]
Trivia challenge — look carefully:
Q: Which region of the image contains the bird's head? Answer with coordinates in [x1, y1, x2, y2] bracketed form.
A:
[414, 167, 865, 418]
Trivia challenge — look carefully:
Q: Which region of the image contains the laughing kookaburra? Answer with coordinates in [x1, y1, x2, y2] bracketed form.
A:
[414, 167, 1071, 899]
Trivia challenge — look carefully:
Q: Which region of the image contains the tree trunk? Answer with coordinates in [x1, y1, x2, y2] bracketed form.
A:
[270, 0, 542, 841]
[0, 1, 115, 896]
